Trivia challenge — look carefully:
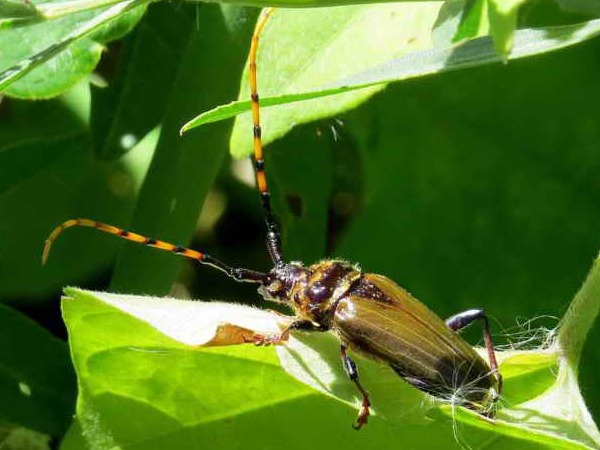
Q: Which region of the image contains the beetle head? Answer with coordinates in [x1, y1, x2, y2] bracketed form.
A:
[259, 260, 360, 328]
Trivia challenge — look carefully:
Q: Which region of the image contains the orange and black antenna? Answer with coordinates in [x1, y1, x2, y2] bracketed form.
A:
[248, 7, 283, 268]
[42, 219, 267, 282]
[42, 9, 280, 283]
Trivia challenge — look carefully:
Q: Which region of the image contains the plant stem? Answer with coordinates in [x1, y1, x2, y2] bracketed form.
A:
[557, 251, 600, 372]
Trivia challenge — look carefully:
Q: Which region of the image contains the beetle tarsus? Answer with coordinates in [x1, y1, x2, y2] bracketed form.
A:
[352, 395, 371, 430]
[244, 319, 311, 346]
[245, 331, 289, 346]
[341, 345, 372, 429]
[245, 319, 324, 346]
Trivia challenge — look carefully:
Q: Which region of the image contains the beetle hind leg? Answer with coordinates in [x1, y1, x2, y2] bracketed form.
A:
[340, 345, 371, 430]
[445, 309, 503, 396]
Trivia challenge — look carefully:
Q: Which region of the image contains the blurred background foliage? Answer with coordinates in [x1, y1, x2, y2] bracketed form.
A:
[1, 0, 600, 446]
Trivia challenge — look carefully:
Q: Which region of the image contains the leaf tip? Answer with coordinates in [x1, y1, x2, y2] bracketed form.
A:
[179, 122, 191, 136]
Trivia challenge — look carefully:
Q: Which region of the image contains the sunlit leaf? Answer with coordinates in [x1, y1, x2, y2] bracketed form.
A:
[0, 0, 147, 98]
[183, 16, 600, 158]
[62, 285, 599, 449]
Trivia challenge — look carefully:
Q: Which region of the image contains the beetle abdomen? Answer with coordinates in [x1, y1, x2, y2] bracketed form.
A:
[332, 274, 494, 407]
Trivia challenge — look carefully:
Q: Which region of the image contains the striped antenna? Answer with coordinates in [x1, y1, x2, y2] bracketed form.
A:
[42, 219, 267, 283]
[42, 9, 283, 283]
[248, 7, 283, 267]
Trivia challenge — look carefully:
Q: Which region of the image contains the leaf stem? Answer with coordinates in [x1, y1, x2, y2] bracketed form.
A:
[557, 251, 600, 371]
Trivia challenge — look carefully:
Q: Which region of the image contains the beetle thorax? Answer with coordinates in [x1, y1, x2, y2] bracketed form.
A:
[259, 260, 361, 328]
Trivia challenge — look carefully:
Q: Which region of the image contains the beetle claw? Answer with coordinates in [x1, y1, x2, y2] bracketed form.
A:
[352, 397, 371, 430]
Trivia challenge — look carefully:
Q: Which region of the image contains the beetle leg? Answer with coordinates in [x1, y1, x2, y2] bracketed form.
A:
[246, 319, 321, 346]
[445, 309, 502, 395]
[340, 345, 371, 430]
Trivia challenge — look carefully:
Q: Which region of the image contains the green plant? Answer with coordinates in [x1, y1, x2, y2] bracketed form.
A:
[1, 1, 600, 448]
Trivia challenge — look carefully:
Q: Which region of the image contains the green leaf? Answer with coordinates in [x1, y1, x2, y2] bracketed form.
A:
[0, 303, 75, 436]
[182, 15, 600, 156]
[453, 0, 489, 42]
[0, 424, 50, 450]
[326, 31, 600, 420]
[432, 0, 486, 46]
[0, 0, 130, 28]
[0, 0, 147, 99]
[0, 82, 89, 194]
[487, 0, 528, 56]
[0, 81, 156, 299]
[553, 0, 600, 15]
[499, 247, 600, 448]
[58, 420, 86, 450]
[63, 286, 599, 448]
[0, 0, 40, 27]
[268, 126, 333, 262]
[108, 5, 256, 295]
[558, 254, 600, 370]
[91, 3, 196, 159]
[229, 3, 445, 158]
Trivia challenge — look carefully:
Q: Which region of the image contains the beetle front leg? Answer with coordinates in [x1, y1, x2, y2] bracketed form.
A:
[445, 309, 502, 396]
[340, 345, 371, 430]
[247, 319, 323, 346]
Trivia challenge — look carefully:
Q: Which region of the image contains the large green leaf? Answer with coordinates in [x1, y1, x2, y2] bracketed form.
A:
[0, 80, 156, 299]
[554, 0, 600, 15]
[233, 3, 445, 158]
[0, 0, 147, 98]
[182, 15, 600, 156]
[108, 5, 256, 295]
[0, 303, 75, 436]
[62, 281, 598, 449]
[4, 0, 597, 102]
[90, 3, 196, 160]
[267, 125, 334, 262]
[0, 424, 50, 450]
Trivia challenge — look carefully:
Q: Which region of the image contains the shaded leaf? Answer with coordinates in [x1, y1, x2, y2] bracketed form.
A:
[330, 32, 600, 423]
[0, 304, 75, 436]
[183, 16, 600, 157]
[0, 82, 89, 194]
[268, 125, 334, 262]
[554, 0, 600, 15]
[0, 424, 50, 450]
[109, 5, 255, 295]
[91, 3, 196, 159]
[0, 82, 156, 299]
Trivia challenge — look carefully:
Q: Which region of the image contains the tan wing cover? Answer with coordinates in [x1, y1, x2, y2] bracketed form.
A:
[333, 274, 492, 400]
